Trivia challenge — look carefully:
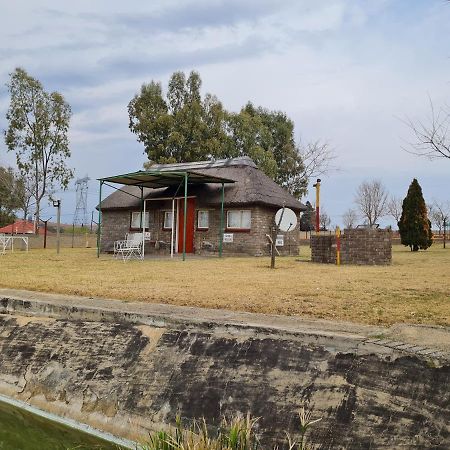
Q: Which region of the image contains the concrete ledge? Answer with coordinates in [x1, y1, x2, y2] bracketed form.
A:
[1, 288, 448, 362]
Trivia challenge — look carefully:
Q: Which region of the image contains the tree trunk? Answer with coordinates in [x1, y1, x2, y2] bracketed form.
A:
[413, 244, 419, 251]
[34, 158, 40, 234]
[34, 201, 40, 235]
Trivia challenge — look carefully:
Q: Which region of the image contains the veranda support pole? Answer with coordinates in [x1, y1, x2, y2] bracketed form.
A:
[183, 173, 187, 261]
[219, 182, 224, 257]
[97, 180, 103, 258]
[140, 187, 145, 260]
[171, 198, 175, 258]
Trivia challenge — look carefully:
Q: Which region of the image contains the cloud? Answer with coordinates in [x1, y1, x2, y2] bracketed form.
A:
[1, 0, 450, 222]
[111, 0, 284, 32]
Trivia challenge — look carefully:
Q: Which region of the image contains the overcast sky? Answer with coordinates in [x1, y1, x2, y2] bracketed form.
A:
[0, 0, 449, 226]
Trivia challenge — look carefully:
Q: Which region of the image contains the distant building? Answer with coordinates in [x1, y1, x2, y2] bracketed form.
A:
[0, 219, 43, 235]
[98, 157, 306, 256]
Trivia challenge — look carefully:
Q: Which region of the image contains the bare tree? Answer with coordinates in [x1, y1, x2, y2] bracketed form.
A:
[354, 180, 388, 227]
[404, 98, 450, 160]
[387, 196, 403, 226]
[298, 140, 337, 181]
[342, 208, 358, 229]
[429, 201, 449, 235]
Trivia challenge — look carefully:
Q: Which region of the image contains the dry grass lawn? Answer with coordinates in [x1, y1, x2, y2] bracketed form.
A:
[0, 245, 449, 326]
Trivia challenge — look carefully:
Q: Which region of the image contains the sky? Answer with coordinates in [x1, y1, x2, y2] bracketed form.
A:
[0, 0, 449, 227]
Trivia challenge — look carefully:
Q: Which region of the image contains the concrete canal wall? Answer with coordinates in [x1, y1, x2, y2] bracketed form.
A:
[0, 290, 449, 449]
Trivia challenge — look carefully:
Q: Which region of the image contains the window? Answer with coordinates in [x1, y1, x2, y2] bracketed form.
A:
[163, 211, 174, 229]
[131, 211, 149, 229]
[227, 210, 251, 229]
[197, 210, 209, 229]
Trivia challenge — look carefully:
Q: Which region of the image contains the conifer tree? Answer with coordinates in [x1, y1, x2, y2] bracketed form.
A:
[398, 178, 432, 251]
[300, 201, 315, 231]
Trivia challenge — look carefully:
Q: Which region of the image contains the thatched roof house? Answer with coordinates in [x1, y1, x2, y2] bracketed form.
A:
[99, 157, 305, 256]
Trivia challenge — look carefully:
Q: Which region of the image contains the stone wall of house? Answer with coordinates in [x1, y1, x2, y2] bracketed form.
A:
[100, 204, 173, 254]
[101, 202, 300, 257]
[194, 205, 299, 257]
[100, 210, 130, 252]
[311, 228, 392, 265]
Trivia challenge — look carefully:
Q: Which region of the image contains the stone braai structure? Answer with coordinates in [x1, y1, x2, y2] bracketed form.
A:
[311, 228, 392, 265]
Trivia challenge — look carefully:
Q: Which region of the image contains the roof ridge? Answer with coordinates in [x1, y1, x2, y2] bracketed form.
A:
[149, 157, 256, 171]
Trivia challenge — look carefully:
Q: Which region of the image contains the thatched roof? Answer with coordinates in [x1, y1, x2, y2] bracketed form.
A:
[99, 157, 305, 212]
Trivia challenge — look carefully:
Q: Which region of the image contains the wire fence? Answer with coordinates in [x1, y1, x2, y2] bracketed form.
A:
[0, 233, 97, 250]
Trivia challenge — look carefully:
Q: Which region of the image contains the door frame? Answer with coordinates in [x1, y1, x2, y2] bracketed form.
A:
[177, 197, 195, 253]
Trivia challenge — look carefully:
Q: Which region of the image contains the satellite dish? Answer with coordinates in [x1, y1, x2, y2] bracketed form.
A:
[275, 208, 297, 232]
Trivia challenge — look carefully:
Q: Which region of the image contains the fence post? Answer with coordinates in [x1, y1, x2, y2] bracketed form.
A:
[444, 218, 447, 249]
[53, 199, 61, 255]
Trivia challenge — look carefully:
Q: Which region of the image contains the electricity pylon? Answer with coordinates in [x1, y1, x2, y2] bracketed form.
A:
[73, 176, 90, 226]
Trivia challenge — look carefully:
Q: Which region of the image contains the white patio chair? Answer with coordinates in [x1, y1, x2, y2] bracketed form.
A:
[114, 233, 144, 261]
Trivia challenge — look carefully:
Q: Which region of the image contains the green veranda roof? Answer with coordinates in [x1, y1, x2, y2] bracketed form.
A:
[98, 169, 235, 188]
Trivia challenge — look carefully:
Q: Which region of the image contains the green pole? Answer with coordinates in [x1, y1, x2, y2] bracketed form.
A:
[219, 182, 224, 257]
[140, 186, 144, 259]
[183, 173, 188, 261]
[97, 180, 103, 258]
[139, 186, 143, 228]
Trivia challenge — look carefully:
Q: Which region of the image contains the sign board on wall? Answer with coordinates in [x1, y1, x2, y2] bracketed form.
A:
[223, 233, 234, 243]
[275, 235, 284, 246]
[144, 232, 151, 240]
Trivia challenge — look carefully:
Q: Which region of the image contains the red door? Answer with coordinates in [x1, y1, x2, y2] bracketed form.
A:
[178, 198, 195, 253]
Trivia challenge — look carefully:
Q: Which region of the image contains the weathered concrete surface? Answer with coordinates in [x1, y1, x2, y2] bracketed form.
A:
[0, 289, 449, 449]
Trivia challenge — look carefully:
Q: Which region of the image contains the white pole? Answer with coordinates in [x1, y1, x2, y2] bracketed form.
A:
[171, 199, 175, 258]
[142, 199, 146, 259]
[175, 200, 179, 253]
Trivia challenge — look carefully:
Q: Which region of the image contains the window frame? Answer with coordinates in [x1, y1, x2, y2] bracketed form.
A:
[226, 209, 251, 231]
[130, 211, 150, 230]
[197, 210, 210, 230]
[163, 210, 174, 230]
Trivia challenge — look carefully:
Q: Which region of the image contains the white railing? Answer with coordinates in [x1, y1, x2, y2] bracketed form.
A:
[0, 234, 29, 255]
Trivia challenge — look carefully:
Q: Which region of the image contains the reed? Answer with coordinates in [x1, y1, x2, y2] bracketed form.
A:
[141, 410, 320, 450]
